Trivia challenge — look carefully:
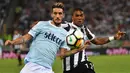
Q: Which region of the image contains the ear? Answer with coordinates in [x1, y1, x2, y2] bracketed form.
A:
[63, 14, 65, 18]
[72, 16, 73, 21]
[51, 13, 54, 18]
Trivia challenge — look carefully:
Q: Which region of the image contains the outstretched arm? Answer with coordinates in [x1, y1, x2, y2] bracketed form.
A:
[91, 31, 125, 45]
[5, 34, 32, 46]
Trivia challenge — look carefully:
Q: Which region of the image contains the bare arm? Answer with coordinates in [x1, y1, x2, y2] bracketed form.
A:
[91, 31, 125, 45]
[84, 25, 125, 45]
[91, 37, 110, 45]
[58, 41, 90, 59]
[85, 27, 110, 45]
[5, 34, 32, 46]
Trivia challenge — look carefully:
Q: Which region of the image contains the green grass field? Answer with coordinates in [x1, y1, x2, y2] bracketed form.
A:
[0, 55, 130, 73]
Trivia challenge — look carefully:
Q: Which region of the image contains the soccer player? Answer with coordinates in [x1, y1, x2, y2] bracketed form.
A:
[13, 29, 22, 66]
[61, 8, 125, 73]
[5, 2, 86, 73]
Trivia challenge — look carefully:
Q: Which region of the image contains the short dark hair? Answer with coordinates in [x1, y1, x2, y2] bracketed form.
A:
[72, 8, 84, 15]
[52, 2, 64, 11]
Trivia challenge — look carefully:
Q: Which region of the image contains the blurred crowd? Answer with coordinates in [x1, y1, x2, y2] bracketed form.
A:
[0, 0, 130, 49]
[0, 0, 10, 32]
[13, 0, 130, 36]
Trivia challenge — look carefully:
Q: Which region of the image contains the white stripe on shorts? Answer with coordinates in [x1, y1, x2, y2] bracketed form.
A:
[20, 62, 54, 73]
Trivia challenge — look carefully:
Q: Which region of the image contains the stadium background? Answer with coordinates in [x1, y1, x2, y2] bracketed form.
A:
[0, 0, 130, 73]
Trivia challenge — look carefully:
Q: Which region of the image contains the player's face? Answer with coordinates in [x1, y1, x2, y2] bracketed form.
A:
[72, 11, 85, 27]
[51, 8, 64, 26]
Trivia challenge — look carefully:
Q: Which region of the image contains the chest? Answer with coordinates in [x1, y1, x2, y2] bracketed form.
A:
[37, 26, 66, 45]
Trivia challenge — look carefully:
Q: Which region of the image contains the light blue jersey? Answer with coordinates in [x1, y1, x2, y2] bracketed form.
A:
[24, 20, 70, 69]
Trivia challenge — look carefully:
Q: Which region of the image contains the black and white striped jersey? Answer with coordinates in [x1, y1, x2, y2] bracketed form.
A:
[61, 22, 95, 71]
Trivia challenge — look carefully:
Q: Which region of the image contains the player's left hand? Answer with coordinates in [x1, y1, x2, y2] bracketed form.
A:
[114, 31, 126, 40]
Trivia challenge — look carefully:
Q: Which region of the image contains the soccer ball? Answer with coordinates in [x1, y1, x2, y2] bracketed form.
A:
[66, 28, 84, 49]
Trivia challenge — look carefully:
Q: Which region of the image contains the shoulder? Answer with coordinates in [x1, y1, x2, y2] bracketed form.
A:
[61, 22, 74, 32]
[61, 21, 70, 28]
[37, 21, 49, 25]
[33, 21, 49, 28]
[59, 27, 68, 36]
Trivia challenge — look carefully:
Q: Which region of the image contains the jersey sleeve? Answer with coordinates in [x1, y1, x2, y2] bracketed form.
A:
[60, 40, 70, 50]
[60, 30, 70, 50]
[85, 27, 95, 40]
[28, 21, 42, 38]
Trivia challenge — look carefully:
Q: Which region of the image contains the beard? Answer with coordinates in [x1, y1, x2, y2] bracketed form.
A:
[53, 19, 61, 26]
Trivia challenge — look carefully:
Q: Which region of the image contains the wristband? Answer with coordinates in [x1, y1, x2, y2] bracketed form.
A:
[109, 36, 115, 41]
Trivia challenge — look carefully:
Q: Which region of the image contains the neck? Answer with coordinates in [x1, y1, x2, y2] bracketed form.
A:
[72, 22, 83, 27]
[51, 20, 61, 27]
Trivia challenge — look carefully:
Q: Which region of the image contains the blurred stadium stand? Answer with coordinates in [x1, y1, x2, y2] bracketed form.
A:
[0, 0, 11, 33]
[0, 0, 130, 51]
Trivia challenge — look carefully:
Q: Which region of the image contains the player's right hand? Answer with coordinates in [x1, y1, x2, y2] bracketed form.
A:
[5, 40, 13, 46]
[78, 40, 91, 51]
